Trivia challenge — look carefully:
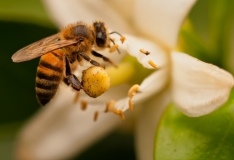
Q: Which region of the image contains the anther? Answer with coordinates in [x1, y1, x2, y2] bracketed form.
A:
[128, 84, 139, 99]
[140, 49, 150, 55]
[148, 60, 157, 69]
[105, 100, 124, 120]
[73, 92, 80, 103]
[109, 44, 119, 53]
[128, 84, 139, 111]
[80, 100, 87, 110]
[120, 36, 126, 44]
[94, 111, 99, 121]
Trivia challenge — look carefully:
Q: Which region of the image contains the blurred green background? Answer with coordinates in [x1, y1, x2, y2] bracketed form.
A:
[0, 0, 54, 159]
[0, 0, 233, 160]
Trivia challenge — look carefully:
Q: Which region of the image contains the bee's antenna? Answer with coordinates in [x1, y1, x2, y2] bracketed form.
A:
[109, 31, 125, 44]
[110, 38, 116, 45]
[109, 31, 123, 37]
[109, 38, 120, 54]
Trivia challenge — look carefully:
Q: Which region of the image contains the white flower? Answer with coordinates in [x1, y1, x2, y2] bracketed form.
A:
[15, 0, 234, 160]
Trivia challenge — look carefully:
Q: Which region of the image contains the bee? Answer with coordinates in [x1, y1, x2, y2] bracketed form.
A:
[11, 21, 123, 106]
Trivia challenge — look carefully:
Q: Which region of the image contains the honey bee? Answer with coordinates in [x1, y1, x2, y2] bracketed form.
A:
[12, 21, 123, 106]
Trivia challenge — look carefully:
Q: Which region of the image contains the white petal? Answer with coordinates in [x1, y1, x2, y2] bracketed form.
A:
[134, 0, 197, 47]
[134, 68, 169, 102]
[135, 89, 171, 160]
[114, 68, 169, 112]
[172, 52, 234, 117]
[104, 0, 135, 25]
[85, 84, 130, 107]
[42, 0, 133, 34]
[121, 34, 168, 69]
[15, 85, 121, 160]
[115, 97, 130, 111]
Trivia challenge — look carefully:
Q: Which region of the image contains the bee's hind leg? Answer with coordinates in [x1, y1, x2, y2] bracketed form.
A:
[64, 74, 82, 91]
[64, 55, 82, 91]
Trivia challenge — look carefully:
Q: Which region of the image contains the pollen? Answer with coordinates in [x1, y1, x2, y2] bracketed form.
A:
[128, 84, 139, 111]
[109, 44, 119, 53]
[82, 66, 110, 98]
[73, 92, 80, 103]
[105, 100, 124, 120]
[148, 60, 157, 69]
[120, 36, 126, 43]
[80, 100, 87, 110]
[140, 49, 150, 55]
[94, 111, 99, 121]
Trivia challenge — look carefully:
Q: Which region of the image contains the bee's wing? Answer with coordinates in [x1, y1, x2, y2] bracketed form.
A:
[12, 33, 77, 62]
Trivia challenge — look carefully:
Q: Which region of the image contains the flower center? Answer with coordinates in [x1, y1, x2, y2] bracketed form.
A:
[73, 37, 158, 121]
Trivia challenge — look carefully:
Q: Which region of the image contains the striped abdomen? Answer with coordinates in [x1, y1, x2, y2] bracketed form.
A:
[36, 50, 64, 106]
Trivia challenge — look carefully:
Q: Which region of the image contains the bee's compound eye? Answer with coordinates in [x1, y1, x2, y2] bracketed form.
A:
[82, 66, 110, 98]
[96, 32, 106, 47]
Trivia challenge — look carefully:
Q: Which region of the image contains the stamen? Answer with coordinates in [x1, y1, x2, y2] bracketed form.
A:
[80, 100, 87, 110]
[140, 49, 150, 55]
[73, 92, 80, 103]
[120, 36, 126, 44]
[128, 84, 140, 99]
[128, 84, 139, 111]
[148, 60, 157, 69]
[105, 100, 124, 120]
[109, 44, 119, 53]
[94, 111, 99, 121]
[128, 99, 133, 111]
[118, 110, 124, 120]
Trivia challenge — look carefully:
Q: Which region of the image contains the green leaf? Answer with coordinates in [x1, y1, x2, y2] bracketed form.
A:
[185, 0, 234, 70]
[154, 89, 234, 160]
[0, 0, 55, 28]
[179, 19, 212, 63]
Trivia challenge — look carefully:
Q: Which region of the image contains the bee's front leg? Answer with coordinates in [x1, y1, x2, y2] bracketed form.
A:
[91, 50, 117, 67]
[63, 54, 82, 91]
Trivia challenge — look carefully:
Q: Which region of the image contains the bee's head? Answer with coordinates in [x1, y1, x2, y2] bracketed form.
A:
[93, 21, 109, 49]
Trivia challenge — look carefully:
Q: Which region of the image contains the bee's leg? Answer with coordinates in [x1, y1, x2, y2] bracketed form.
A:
[91, 50, 117, 67]
[64, 55, 82, 91]
[78, 52, 105, 68]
